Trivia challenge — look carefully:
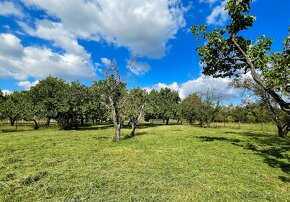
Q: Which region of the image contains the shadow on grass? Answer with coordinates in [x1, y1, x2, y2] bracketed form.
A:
[196, 132, 290, 183]
[123, 131, 148, 140]
[77, 124, 114, 131]
[1, 129, 35, 133]
[197, 136, 241, 143]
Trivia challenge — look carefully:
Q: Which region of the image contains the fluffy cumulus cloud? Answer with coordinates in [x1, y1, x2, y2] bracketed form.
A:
[206, 1, 228, 26]
[0, 33, 94, 80]
[21, 0, 186, 58]
[19, 20, 89, 59]
[0, 1, 24, 18]
[145, 75, 240, 100]
[17, 80, 39, 90]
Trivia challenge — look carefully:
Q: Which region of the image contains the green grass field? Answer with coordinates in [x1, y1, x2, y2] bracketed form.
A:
[0, 123, 289, 201]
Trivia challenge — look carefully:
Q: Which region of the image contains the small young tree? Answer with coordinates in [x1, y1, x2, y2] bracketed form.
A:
[122, 88, 147, 137]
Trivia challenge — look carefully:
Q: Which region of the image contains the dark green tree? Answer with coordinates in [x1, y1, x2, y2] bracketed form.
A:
[144, 89, 161, 125]
[86, 81, 108, 124]
[57, 81, 88, 129]
[0, 91, 26, 126]
[159, 88, 180, 125]
[179, 93, 201, 124]
[30, 76, 68, 127]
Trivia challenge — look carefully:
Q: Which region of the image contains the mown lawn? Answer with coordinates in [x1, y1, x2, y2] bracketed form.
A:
[0, 124, 289, 201]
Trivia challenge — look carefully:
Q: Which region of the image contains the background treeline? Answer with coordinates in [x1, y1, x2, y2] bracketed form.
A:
[0, 76, 277, 135]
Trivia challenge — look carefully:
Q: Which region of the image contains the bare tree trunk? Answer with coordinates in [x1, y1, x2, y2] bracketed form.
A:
[277, 124, 290, 138]
[166, 118, 169, 125]
[115, 122, 121, 141]
[110, 97, 121, 141]
[130, 122, 136, 137]
[10, 118, 15, 126]
[33, 119, 39, 130]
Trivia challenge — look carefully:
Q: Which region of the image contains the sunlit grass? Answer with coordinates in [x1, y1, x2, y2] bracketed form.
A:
[0, 123, 289, 201]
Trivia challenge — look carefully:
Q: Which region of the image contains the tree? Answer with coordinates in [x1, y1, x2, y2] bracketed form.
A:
[102, 61, 127, 141]
[57, 81, 89, 129]
[0, 91, 26, 126]
[159, 88, 180, 125]
[122, 88, 147, 137]
[86, 81, 108, 124]
[179, 93, 201, 124]
[192, 0, 289, 137]
[21, 91, 40, 129]
[0, 91, 4, 120]
[30, 76, 68, 127]
[231, 77, 289, 137]
[144, 89, 161, 125]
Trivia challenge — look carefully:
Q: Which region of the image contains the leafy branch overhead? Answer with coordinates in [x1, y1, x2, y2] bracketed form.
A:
[191, 0, 289, 117]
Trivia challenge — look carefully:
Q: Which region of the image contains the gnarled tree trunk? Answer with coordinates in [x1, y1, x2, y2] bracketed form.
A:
[110, 97, 121, 141]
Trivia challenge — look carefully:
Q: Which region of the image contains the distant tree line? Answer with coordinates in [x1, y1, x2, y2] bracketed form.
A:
[1, 74, 287, 140]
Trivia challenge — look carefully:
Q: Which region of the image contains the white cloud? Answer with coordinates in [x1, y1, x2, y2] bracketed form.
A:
[19, 20, 89, 59]
[17, 80, 39, 90]
[145, 82, 179, 93]
[0, 33, 94, 81]
[0, 1, 24, 18]
[130, 61, 151, 76]
[206, 1, 228, 26]
[21, 0, 186, 58]
[1, 90, 12, 95]
[100, 57, 112, 66]
[145, 75, 240, 99]
[199, 0, 218, 5]
[178, 75, 238, 99]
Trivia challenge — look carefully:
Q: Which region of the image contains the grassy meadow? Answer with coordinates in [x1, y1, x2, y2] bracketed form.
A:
[0, 122, 289, 201]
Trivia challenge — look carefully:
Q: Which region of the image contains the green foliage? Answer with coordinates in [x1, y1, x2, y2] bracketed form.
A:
[191, 0, 290, 136]
[179, 93, 202, 124]
[122, 87, 147, 123]
[0, 91, 27, 125]
[159, 88, 180, 124]
[57, 81, 89, 129]
[144, 89, 161, 122]
[30, 76, 68, 125]
[85, 81, 109, 123]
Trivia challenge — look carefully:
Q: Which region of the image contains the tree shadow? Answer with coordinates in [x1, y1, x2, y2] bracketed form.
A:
[197, 136, 241, 143]
[1, 128, 35, 133]
[77, 124, 114, 131]
[123, 131, 147, 140]
[196, 131, 290, 183]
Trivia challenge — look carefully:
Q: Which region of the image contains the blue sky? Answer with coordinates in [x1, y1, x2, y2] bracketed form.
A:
[0, 0, 289, 102]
